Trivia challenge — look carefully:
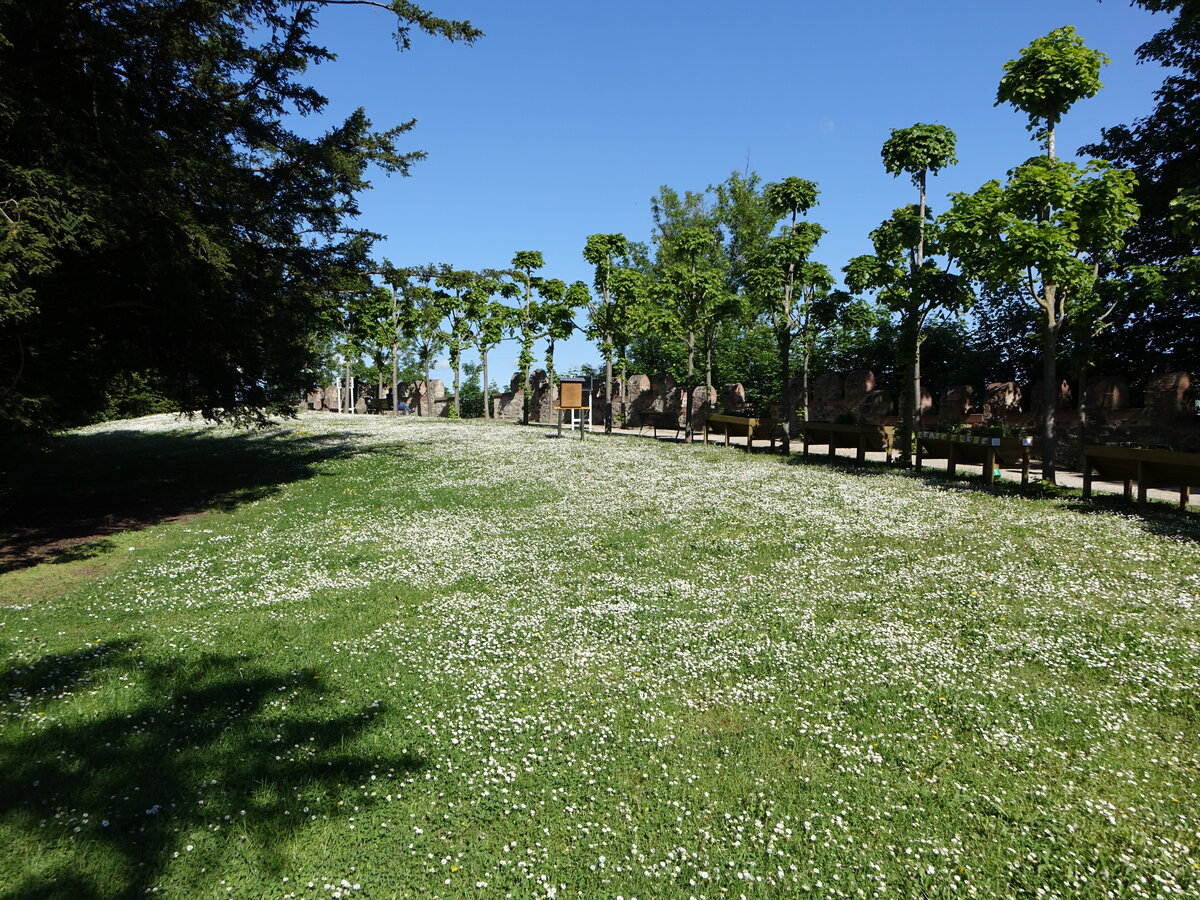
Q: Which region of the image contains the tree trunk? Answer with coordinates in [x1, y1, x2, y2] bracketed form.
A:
[452, 350, 461, 418]
[521, 346, 531, 426]
[619, 345, 628, 416]
[1040, 317, 1061, 484]
[801, 341, 810, 428]
[684, 330, 696, 444]
[908, 171, 927, 466]
[913, 334, 924, 449]
[482, 348, 491, 419]
[780, 258, 797, 455]
[424, 359, 432, 417]
[390, 291, 399, 416]
[521, 279, 534, 426]
[604, 333, 613, 435]
[390, 341, 398, 417]
[897, 314, 919, 468]
[705, 341, 714, 405]
[779, 329, 792, 455]
[1036, 125, 1060, 479]
[1077, 358, 1091, 469]
[917, 170, 927, 268]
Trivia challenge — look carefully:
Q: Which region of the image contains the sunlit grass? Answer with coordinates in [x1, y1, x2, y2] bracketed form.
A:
[1, 412, 1198, 899]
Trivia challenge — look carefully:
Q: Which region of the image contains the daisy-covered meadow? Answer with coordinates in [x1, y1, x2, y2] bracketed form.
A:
[1, 412, 1198, 899]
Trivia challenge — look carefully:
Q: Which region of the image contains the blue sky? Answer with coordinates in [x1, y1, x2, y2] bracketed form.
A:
[303, 0, 1169, 384]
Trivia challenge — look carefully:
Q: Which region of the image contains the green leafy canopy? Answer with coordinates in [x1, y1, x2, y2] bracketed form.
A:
[0, 0, 482, 441]
[881, 124, 959, 184]
[997, 25, 1108, 135]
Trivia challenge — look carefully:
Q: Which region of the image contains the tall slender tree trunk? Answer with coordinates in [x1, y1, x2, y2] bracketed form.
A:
[1075, 262, 1106, 466]
[604, 334, 613, 435]
[908, 172, 928, 467]
[801, 340, 810, 427]
[601, 269, 614, 435]
[898, 314, 920, 467]
[779, 328, 792, 455]
[619, 349, 628, 409]
[391, 340, 398, 416]
[1040, 124, 1060, 481]
[424, 358, 432, 417]
[705, 341, 714, 405]
[684, 330, 696, 444]
[780, 263, 797, 454]
[391, 290, 400, 415]
[452, 349, 461, 417]
[521, 344, 532, 426]
[917, 171, 927, 267]
[1076, 357, 1091, 469]
[482, 348, 491, 419]
[913, 335, 924, 438]
[1040, 305, 1062, 484]
[521, 280, 534, 425]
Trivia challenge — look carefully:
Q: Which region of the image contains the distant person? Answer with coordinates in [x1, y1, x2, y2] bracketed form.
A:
[396, 400, 410, 415]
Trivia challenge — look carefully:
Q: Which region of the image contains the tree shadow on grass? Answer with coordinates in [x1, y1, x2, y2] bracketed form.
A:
[1058, 493, 1200, 542]
[782, 452, 1200, 542]
[0, 427, 364, 573]
[45, 538, 116, 565]
[0, 642, 425, 899]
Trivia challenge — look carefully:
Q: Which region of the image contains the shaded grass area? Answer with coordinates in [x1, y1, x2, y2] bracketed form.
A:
[786, 451, 1200, 543]
[0, 644, 423, 900]
[0, 423, 359, 575]
[1, 416, 1198, 898]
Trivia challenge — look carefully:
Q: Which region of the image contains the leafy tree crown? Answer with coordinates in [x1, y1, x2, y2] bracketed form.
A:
[511, 251, 545, 274]
[763, 178, 819, 225]
[996, 26, 1108, 133]
[881, 124, 958, 184]
[582, 234, 629, 292]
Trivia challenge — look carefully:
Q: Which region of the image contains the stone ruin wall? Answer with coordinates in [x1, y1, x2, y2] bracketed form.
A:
[492, 369, 1198, 427]
[305, 379, 450, 416]
[307, 368, 1200, 456]
[490, 370, 721, 431]
[811, 370, 1200, 459]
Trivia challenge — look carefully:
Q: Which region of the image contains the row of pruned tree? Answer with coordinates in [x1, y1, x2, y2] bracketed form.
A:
[341, 22, 1159, 485]
[342, 25, 1137, 484]
[334, 255, 589, 422]
[614, 25, 1143, 483]
[312, 5, 1198, 491]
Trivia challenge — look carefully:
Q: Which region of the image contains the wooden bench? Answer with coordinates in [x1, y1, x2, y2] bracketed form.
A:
[364, 398, 411, 414]
[1082, 445, 1200, 509]
[636, 411, 681, 440]
[801, 422, 896, 463]
[703, 414, 780, 452]
[916, 433, 1033, 485]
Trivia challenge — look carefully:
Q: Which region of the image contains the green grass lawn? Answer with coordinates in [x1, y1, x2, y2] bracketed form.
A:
[1, 412, 1198, 899]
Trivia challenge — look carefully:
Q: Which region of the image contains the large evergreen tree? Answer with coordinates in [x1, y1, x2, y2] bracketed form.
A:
[1083, 0, 1200, 378]
[0, 0, 480, 444]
